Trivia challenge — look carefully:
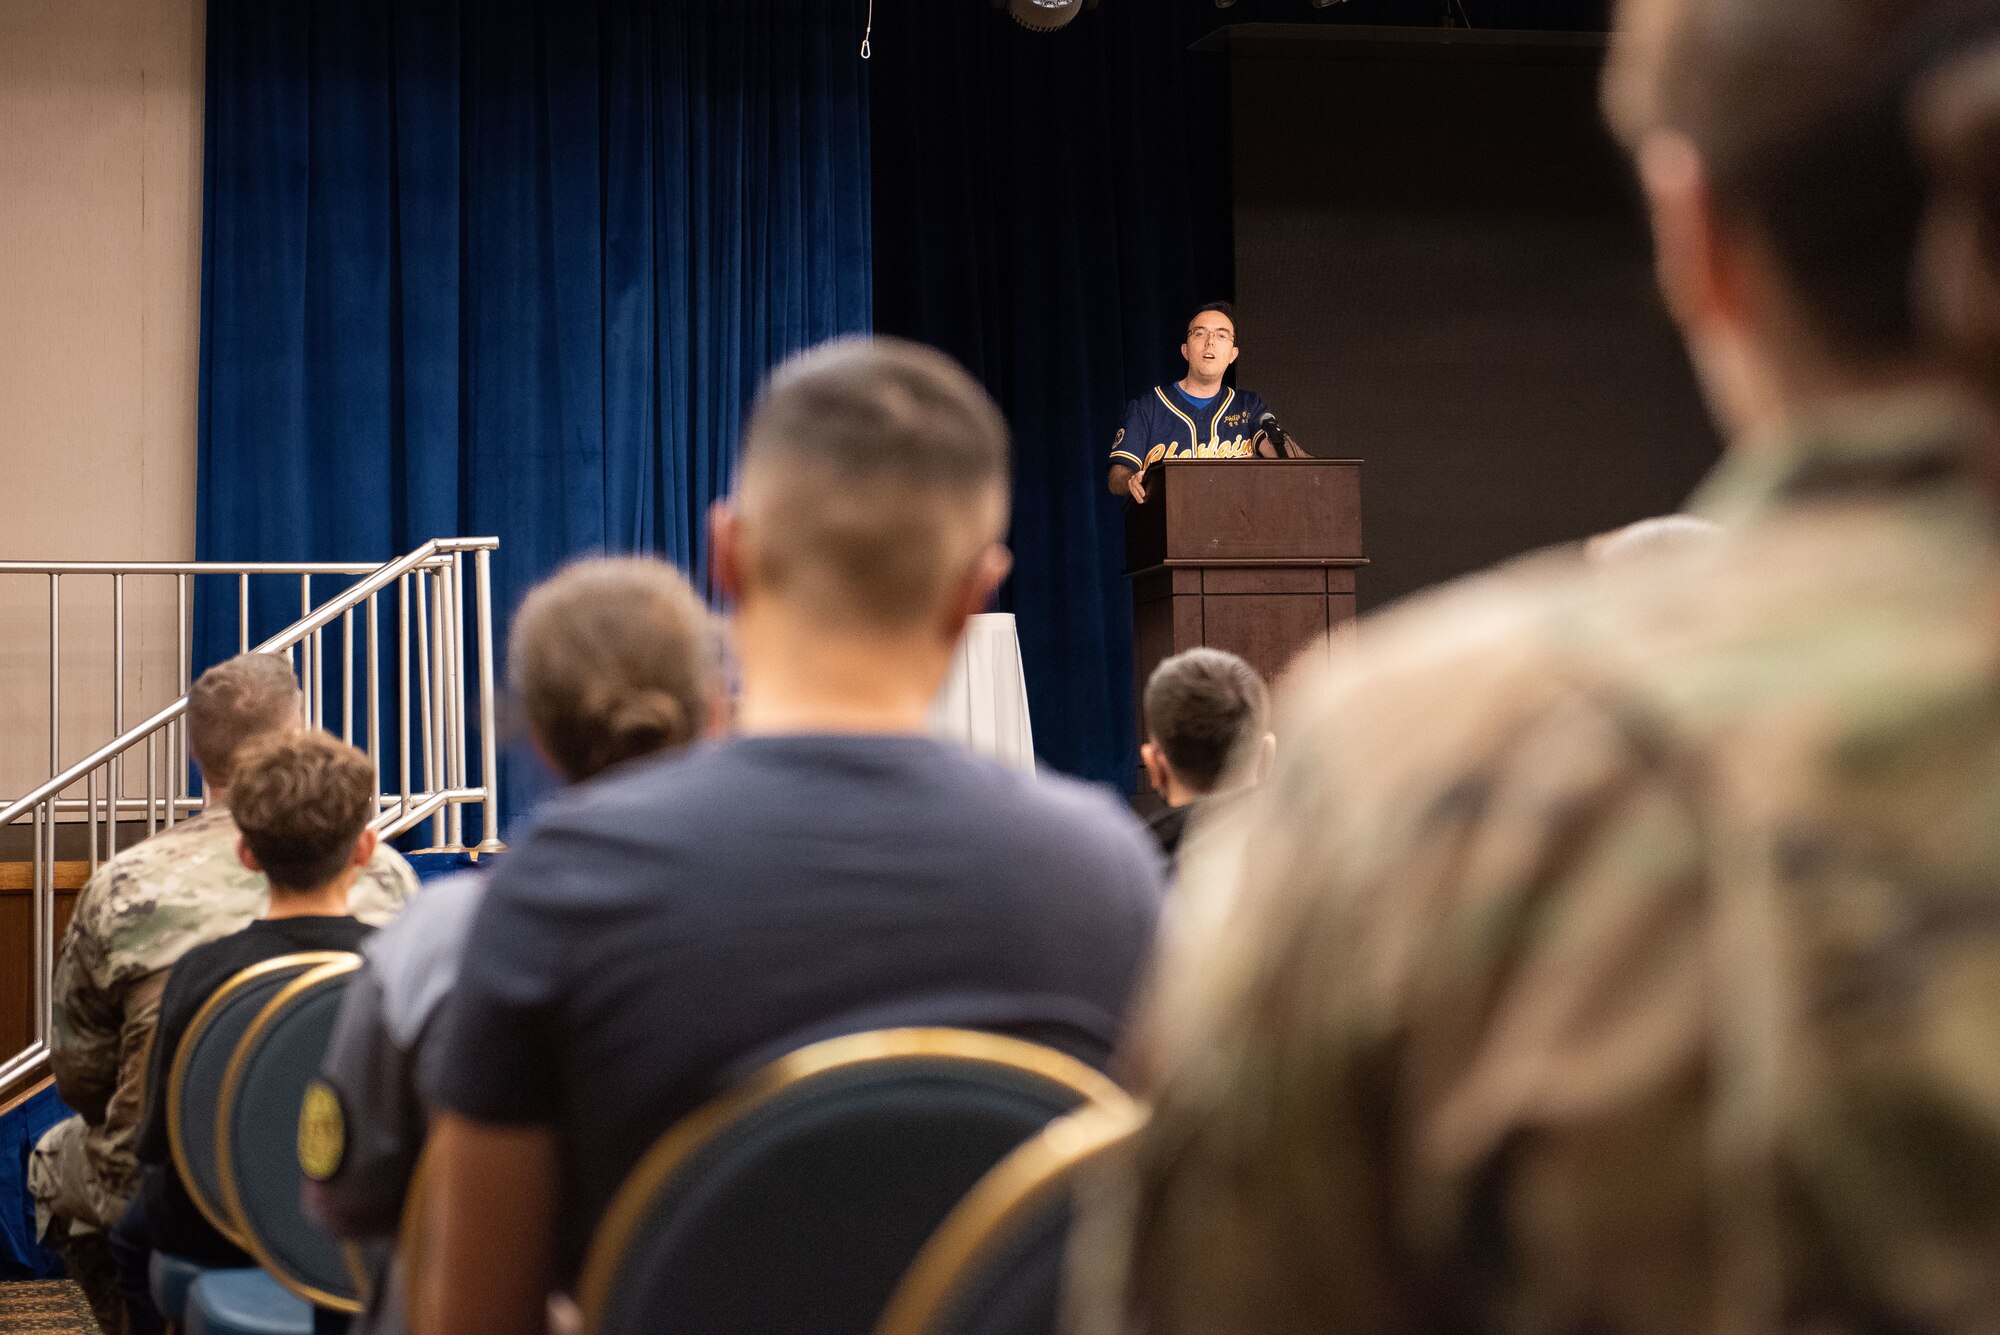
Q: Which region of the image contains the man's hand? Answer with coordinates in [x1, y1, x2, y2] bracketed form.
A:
[1127, 471, 1149, 504]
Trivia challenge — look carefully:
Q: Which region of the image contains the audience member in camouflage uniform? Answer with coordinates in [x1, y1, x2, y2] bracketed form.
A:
[1082, 3, 2000, 1333]
[30, 653, 416, 1332]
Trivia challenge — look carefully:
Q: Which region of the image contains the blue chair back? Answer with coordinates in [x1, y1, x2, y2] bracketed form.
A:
[874, 1103, 1144, 1335]
[169, 952, 357, 1245]
[217, 957, 366, 1313]
[578, 1028, 1129, 1335]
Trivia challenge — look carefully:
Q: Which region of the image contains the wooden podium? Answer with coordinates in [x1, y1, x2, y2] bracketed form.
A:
[1126, 458, 1365, 704]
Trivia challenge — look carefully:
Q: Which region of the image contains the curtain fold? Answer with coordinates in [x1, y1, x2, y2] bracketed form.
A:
[198, 0, 873, 829]
[868, 0, 1233, 790]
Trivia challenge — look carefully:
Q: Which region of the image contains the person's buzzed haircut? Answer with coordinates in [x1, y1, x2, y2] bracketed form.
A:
[187, 652, 303, 790]
[736, 336, 1011, 629]
[229, 731, 378, 892]
[1144, 648, 1270, 795]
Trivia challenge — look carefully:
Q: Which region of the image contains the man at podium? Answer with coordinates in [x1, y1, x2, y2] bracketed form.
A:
[1105, 301, 1307, 504]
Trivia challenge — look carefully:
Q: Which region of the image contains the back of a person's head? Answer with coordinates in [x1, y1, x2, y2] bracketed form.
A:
[1604, 0, 2000, 375]
[733, 336, 1011, 632]
[508, 556, 718, 783]
[1144, 649, 1269, 795]
[188, 652, 303, 791]
[229, 731, 377, 893]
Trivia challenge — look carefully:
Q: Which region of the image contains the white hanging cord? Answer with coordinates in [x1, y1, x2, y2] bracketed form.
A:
[860, 0, 873, 58]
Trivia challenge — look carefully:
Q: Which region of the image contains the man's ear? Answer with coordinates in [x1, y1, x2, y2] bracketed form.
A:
[709, 499, 746, 603]
[940, 544, 1013, 641]
[1226, 343, 1240, 369]
[236, 835, 264, 874]
[349, 827, 378, 870]
[1179, 339, 1192, 366]
[1141, 740, 1172, 795]
[1637, 132, 1746, 338]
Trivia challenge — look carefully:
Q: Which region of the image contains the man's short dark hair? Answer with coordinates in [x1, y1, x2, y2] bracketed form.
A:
[1144, 648, 1270, 794]
[1189, 301, 1237, 334]
[737, 336, 1012, 629]
[229, 731, 377, 891]
[188, 653, 302, 789]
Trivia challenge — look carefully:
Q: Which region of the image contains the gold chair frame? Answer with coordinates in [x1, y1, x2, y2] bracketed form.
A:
[577, 1027, 1129, 1335]
[215, 955, 368, 1313]
[873, 1101, 1144, 1335]
[165, 951, 360, 1248]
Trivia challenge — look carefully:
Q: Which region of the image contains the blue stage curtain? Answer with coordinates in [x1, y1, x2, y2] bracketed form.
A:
[198, 0, 872, 829]
[868, 1, 1232, 791]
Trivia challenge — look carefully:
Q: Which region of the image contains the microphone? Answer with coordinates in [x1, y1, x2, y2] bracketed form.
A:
[1256, 412, 1288, 451]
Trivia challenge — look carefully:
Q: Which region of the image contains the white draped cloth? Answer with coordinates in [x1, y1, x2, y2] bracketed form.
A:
[927, 613, 1036, 773]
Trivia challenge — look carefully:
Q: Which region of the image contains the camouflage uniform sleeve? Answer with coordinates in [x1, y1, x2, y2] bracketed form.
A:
[1102, 591, 1720, 1335]
[350, 843, 421, 926]
[49, 871, 123, 1124]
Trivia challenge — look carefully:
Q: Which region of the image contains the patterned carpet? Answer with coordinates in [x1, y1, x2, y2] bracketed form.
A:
[0, 1279, 99, 1333]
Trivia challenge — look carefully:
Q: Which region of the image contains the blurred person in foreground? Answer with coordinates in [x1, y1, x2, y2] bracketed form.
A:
[29, 653, 416, 1334]
[306, 556, 723, 1335]
[1139, 648, 1272, 868]
[114, 731, 383, 1335]
[421, 338, 1165, 1335]
[1081, 2, 2000, 1332]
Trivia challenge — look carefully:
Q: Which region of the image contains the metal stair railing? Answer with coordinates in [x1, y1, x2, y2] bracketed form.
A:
[0, 537, 502, 1093]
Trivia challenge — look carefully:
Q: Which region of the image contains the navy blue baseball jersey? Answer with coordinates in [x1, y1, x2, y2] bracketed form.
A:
[1108, 384, 1272, 473]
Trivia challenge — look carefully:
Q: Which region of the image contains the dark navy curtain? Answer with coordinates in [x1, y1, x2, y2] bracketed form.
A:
[869, 0, 1233, 790]
[198, 0, 872, 829]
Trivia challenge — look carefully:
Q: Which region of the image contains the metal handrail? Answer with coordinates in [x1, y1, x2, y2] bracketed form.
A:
[0, 536, 504, 1094]
[0, 560, 396, 575]
[0, 537, 498, 828]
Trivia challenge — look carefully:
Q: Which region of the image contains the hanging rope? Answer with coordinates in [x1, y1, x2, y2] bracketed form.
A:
[860, 0, 873, 58]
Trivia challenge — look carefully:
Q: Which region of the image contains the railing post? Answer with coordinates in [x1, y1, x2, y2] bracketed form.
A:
[445, 554, 465, 851]
[428, 568, 448, 850]
[301, 574, 315, 729]
[416, 572, 434, 835]
[342, 606, 355, 744]
[48, 574, 59, 784]
[33, 801, 49, 1047]
[173, 572, 188, 828]
[475, 547, 501, 853]
[111, 574, 124, 857]
[86, 769, 98, 877]
[366, 592, 382, 795]
[399, 574, 413, 821]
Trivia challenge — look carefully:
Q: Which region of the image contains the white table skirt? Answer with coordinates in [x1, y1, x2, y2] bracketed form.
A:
[927, 613, 1036, 773]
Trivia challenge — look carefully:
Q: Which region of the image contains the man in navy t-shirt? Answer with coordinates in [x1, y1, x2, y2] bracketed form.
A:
[1107, 301, 1308, 504]
[423, 338, 1166, 1335]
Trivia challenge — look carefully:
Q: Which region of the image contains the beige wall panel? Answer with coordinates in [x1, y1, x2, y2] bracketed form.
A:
[0, 0, 205, 802]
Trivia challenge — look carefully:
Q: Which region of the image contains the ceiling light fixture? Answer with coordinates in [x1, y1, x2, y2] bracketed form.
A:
[1007, 0, 1086, 32]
